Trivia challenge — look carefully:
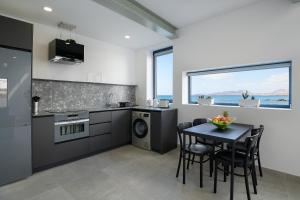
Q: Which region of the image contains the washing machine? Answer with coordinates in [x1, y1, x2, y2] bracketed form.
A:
[132, 111, 151, 150]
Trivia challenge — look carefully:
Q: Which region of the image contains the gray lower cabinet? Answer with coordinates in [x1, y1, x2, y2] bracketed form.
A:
[32, 110, 131, 171]
[89, 134, 111, 153]
[32, 116, 55, 169]
[54, 138, 89, 163]
[150, 109, 178, 154]
[112, 110, 131, 147]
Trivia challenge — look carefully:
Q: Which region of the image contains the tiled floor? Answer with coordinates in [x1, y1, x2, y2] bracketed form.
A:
[0, 145, 299, 200]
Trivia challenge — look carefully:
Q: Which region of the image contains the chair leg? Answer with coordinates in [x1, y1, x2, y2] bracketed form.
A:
[251, 164, 257, 194]
[200, 156, 203, 188]
[252, 162, 258, 186]
[191, 154, 195, 165]
[244, 166, 251, 200]
[214, 159, 218, 193]
[257, 151, 263, 177]
[176, 150, 182, 178]
[209, 153, 213, 177]
[187, 152, 191, 169]
[223, 163, 227, 182]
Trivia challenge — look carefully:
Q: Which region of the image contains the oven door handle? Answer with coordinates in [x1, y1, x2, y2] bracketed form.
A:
[54, 119, 90, 126]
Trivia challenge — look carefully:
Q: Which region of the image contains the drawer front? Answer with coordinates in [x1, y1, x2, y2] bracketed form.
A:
[54, 138, 89, 163]
[90, 122, 111, 136]
[89, 112, 112, 124]
[89, 134, 111, 153]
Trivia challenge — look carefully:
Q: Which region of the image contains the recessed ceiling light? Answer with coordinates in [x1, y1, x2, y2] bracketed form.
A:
[43, 6, 53, 12]
[124, 35, 131, 39]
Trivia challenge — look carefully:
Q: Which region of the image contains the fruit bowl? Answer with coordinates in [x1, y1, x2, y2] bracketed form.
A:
[209, 113, 235, 130]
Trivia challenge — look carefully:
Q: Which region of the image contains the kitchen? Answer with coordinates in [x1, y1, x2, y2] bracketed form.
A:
[1, 1, 300, 200]
[0, 3, 177, 184]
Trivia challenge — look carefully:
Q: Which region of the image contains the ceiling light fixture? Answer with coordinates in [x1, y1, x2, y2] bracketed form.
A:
[124, 35, 131, 39]
[43, 6, 53, 12]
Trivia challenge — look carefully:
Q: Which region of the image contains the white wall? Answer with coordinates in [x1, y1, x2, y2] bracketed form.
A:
[136, 0, 300, 176]
[134, 42, 172, 105]
[33, 23, 136, 85]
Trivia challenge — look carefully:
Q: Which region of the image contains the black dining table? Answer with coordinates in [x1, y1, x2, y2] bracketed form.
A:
[183, 123, 253, 200]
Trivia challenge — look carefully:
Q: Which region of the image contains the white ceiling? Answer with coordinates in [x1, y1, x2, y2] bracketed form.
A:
[136, 0, 262, 28]
[0, 0, 168, 49]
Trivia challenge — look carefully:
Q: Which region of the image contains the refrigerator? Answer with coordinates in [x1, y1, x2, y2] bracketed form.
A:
[0, 46, 32, 186]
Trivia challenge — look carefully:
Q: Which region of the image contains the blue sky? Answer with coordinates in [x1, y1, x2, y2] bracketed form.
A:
[191, 67, 289, 95]
[155, 52, 289, 96]
[156, 53, 173, 95]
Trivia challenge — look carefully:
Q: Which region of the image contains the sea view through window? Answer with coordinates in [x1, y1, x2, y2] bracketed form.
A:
[188, 61, 291, 108]
[154, 47, 173, 103]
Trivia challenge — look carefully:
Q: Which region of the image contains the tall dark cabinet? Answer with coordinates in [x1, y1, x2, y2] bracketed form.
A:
[0, 15, 33, 186]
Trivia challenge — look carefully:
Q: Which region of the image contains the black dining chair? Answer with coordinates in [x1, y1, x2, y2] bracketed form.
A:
[227, 125, 264, 177]
[214, 132, 260, 200]
[176, 122, 214, 187]
[190, 118, 224, 174]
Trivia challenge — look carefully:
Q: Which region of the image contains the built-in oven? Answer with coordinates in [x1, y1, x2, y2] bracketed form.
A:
[54, 111, 89, 143]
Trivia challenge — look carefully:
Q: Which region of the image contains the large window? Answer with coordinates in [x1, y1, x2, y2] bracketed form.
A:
[153, 47, 173, 103]
[188, 61, 291, 109]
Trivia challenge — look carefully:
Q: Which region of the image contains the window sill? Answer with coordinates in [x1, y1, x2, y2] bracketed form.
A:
[182, 103, 292, 111]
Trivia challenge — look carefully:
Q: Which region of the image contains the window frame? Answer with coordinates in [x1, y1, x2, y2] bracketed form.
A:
[153, 46, 173, 103]
[187, 61, 292, 109]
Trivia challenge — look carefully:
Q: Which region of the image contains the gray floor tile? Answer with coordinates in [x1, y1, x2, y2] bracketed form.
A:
[0, 145, 299, 200]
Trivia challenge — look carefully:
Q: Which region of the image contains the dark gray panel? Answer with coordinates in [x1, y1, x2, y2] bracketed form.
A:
[112, 110, 131, 147]
[32, 116, 55, 169]
[0, 126, 31, 185]
[0, 47, 32, 186]
[89, 134, 111, 153]
[89, 111, 112, 124]
[160, 110, 178, 153]
[150, 112, 162, 152]
[150, 110, 178, 154]
[90, 122, 111, 136]
[0, 15, 33, 51]
[54, 138, 89, 163]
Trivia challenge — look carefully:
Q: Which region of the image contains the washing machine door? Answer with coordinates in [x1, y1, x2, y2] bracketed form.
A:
[133, 118, 148, 138]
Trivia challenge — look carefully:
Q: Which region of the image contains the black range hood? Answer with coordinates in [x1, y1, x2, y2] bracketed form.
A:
[49, 39, 84, 64]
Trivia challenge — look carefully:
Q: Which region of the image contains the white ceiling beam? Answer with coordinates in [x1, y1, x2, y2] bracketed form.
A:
[93, 0, 177, 39]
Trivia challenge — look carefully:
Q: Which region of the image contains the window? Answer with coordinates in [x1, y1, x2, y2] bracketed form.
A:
[188, 61, 291, 109]
[153, 47, 173, 103]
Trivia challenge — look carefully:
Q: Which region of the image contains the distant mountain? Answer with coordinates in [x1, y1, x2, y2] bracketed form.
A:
[266, 89, 288, 96]
[194, 89, 288, 96]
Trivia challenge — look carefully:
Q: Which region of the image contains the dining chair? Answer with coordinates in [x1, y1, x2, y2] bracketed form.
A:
[227, 125, 264, 177]
[176, 122, 213, 187]
[214, 132, 260, 200]
[190, 118, 224, 174]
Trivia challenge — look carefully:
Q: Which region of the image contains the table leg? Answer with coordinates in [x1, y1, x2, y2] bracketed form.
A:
[183, 132, 186, 184]
[230, 143, 235, 200]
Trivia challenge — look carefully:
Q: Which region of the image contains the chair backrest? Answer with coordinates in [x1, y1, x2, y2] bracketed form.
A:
[244, 132, 260, 162]
[251, 125, 264, 150]
[193, 118, 208, 126]
[177, 122, 193, 149]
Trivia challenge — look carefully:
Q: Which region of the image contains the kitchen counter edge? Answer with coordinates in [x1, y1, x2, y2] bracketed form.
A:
[32, 106, 177, 118]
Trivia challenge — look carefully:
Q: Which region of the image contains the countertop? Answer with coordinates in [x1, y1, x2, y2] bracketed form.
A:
[32, 106, 177, 118]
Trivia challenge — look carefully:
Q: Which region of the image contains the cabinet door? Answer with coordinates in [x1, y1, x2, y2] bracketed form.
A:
[32, 117, 55, 169]
[89, 134, 111, 153]
[112, 110, 131, 147]
[0, 15, 33, 51]
[54, 138, 89, 163]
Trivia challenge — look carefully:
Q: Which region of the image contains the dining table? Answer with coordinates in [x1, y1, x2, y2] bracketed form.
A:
[183, 123, 253, 200]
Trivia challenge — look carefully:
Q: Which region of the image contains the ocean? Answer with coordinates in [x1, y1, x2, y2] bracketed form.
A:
[157, 95, 289, 107]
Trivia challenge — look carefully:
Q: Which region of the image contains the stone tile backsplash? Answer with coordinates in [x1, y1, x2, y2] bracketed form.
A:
[32, 79, 136, 111]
